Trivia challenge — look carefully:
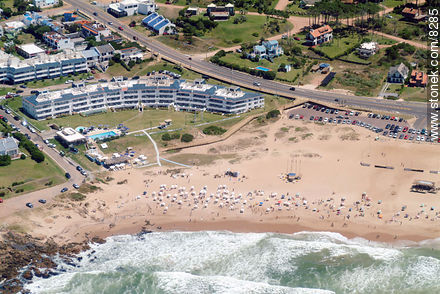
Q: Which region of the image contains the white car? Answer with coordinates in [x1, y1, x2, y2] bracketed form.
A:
[416, 136, 420, 141]
[420, 136, 425, 142]
[324, 118, 328, 123]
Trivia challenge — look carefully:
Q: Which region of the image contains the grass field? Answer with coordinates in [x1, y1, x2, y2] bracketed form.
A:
[313, 36, 361, 59]
[156, 35, 218, 54]
[0, 151, 65, 199]
[203, 15, 293, 47]
[383, 0, 405, 8]
[400, 86, 427, 102]
[219, 52, 303, 82]
[17, 33, 36, 44]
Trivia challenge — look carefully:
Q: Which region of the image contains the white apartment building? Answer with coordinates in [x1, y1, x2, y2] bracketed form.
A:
[22, 78, 264, 120]
[0, 50, 88, 84]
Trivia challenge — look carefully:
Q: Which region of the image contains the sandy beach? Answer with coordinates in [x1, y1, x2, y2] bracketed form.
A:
[2, 111, 440, 245]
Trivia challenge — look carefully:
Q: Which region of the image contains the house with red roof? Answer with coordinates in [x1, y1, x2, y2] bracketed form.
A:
[408, 70, 427, 87]
[306, 25, 333, 46]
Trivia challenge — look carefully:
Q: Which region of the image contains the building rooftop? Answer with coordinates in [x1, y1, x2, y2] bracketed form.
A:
[0, 137, 18, 153]
[81, 49, 99, 58]
[56, 127, 86, 143]
[25, 78, 257, 106]
[94, 44, 115, 55]
[359, 42, 378, 50]
[309, 25, 333, 38]
[19, 44, 45, 55]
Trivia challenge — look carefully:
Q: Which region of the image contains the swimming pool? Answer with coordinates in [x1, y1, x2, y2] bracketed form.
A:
[88, 131, 117, 140]
[255, 66, 271, 72]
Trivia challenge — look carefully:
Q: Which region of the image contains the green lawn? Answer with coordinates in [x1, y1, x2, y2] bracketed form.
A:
[156, 35, 218, 54]
[26, 73, 92, 89]
[17, 33, 36, 44]
[383, 0, 405, 8]
[400, 86, 427, 102]
[313, 36, 361, 59]
[203, 15, 293, 47]
[220, 52, 303, 82]
[0, 151, 65, 199]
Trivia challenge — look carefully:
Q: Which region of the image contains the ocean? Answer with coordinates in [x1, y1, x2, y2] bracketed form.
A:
[25, 231, 440, 294]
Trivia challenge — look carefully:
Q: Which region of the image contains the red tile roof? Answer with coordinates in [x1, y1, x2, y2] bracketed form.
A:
[409, 70, 427, 86]
[310, 25, 333, 39]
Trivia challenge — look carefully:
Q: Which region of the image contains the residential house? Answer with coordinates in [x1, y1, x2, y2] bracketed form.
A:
[252, 45, 267, 59]
[387, 63, 409, 83]
[17, 44, 45, 59]
[401, 7, 426, 21]
[408, 70, 427, 87]
[33, 0, 59, 8]
[117, 47, 143, 62]
[300, 0, 320, 8]
[0, 137, 19, 158]
[306, 25, 333, 46]
[206, 3, 234, 21]
[43, 32, 74, 50]
[186, 7, 199, 16]
[102, 35, 123, 44]
[22, 12, 43, 26]
[251, 40, 283, 60]
[142, 12, 176, 35]
[81, 23, 111, 42]
[3, 21, 26, 33]
[357, 42, 379, 58]
[63, 12, 78, 22]
[81, 49, 100, 68]
[93, 44, 115, 70]
[108, 0, 156, 17]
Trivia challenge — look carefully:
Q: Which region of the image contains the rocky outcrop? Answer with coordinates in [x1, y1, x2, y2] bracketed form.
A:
[0, 231, 103, 294]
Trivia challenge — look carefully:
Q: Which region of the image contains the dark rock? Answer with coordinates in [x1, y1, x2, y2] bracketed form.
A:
[22, 270, 33, 280]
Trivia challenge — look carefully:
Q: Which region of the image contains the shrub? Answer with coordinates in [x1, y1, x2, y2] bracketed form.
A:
[266, 110, 280, 119]
[203, 126, 227, 135]
[162, 133, 172, 141]
[20, 154, 26, 160]
[0, 155, 11, 166]
[181, 133, 194, 142]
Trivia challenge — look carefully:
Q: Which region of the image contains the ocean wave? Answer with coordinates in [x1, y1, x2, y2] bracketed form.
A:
[24, 231, 440, 294]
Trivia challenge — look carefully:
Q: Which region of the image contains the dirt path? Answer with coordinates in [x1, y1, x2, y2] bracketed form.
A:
[274, 0, 290, 11]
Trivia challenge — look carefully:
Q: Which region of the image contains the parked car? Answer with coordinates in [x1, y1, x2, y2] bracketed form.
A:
[118, 26, 124, 30]
[289, 87, 295, 91]
[38, 199, 46, 204]
[65, 172, 71, 179]
[294, 36, 300, 41]
[61, 187, 68, 193]
[93, 12, 98, 16]
[73, 184, 80, 189]
[26, 202, 33, 208]
[253, 82, 261, 86]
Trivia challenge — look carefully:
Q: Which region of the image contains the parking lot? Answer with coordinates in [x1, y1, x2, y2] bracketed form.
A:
[287, 103, 438, 143]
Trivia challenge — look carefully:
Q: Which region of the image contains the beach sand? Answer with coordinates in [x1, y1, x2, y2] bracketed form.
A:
[2, 113, 440, 245]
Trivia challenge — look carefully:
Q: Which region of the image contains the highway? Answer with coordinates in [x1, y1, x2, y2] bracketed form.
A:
[67, 0, 428, 128]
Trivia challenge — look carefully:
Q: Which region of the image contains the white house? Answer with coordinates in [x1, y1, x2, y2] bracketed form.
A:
[33, 0, 59, 8]
[108, 0, 156, 17]
[306, 25, 333, 46]
[0, 137, 19, 158]
[357, 42, 379, 59]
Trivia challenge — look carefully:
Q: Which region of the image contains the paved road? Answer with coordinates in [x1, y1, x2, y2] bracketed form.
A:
[65, 0, 428, 129]
[0, 108, 85, 218]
